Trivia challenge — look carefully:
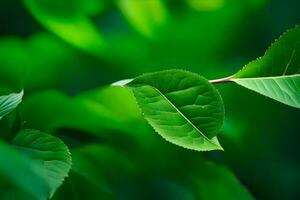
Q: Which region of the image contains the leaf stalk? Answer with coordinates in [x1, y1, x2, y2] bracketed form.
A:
[209, 76, 233, 84]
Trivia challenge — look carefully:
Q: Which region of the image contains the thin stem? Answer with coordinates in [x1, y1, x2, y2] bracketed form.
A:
[209, 76, 234, 84]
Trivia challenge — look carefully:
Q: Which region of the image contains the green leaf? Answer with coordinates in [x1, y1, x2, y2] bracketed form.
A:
[20, 90, 135, 135]
[71, 145, 135, 192]
[116, 0, 168, 38]
[125, 70, 224, 151]
[0, 130, 71, 199]
[231, 25, 300, 108]
[0, 90, 23, 120]
[185, 0, 225, 11]
[0, 138, 48, 200]
[53, 144, 141, 200]
[52, 172, 115, 200]
[12, 130, 72, 198]
[191, 162, 254, 200]
[23, 0, 104, 55]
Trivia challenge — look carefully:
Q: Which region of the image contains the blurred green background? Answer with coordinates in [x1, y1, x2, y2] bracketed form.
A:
[1, 0, 300, 199]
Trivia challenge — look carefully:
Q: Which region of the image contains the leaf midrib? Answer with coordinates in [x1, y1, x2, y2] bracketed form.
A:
[233, 74, 300, 81]
[146, 85, 221, 148]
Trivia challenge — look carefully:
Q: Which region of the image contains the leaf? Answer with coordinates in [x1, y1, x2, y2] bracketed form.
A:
[69, 145, 253, 200]
[116, 0, 168, 38]
[0, 138, 49, 200]
[0, 130, 71, 199]
[152, 160, 254, 200]
[231, 25, 300, 108]
[12, 130, 72, 198]
[23, 0, 104, 55]
[191, 162, 254, 200]
[71, 145, 135, 192]
[54, 144, 143, 200]
[52, 172, 115, 200]
[20, 90, 136, 135]
[125, 70, 224, 151]
[185, 0, 225, 11]
[0, 90, 23, 120]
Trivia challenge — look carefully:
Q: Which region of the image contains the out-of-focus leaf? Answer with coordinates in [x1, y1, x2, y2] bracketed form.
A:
[79, 86, 142, 121]
[143, 161, 254, 200]
[20, 87, 148, 147]
[125, 70, 224, 151]
[116, 0, 168, 38]
[52, 172, 115, 200]
[0, 90, 23, 120]
[23, 0, 104, 55]
[0, 35, 68, 90]
[61, 143, 253, 200]
[0, 33, 118, 92]
[71, 144, 135, 192]
[53, 144, 139, 200]
[102, 0, 257, 76]
[191, 162, 254, 200]
[0, 130, 71, 199]
[232, 25, 300, 108]
[185, 0, 225, 11]
[0, 139, 48, 200]
[20, 90, 129, 135]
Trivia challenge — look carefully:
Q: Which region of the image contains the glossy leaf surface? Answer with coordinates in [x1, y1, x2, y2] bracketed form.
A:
[232, 25, 300, 108]
[127, 70, 224, 151]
